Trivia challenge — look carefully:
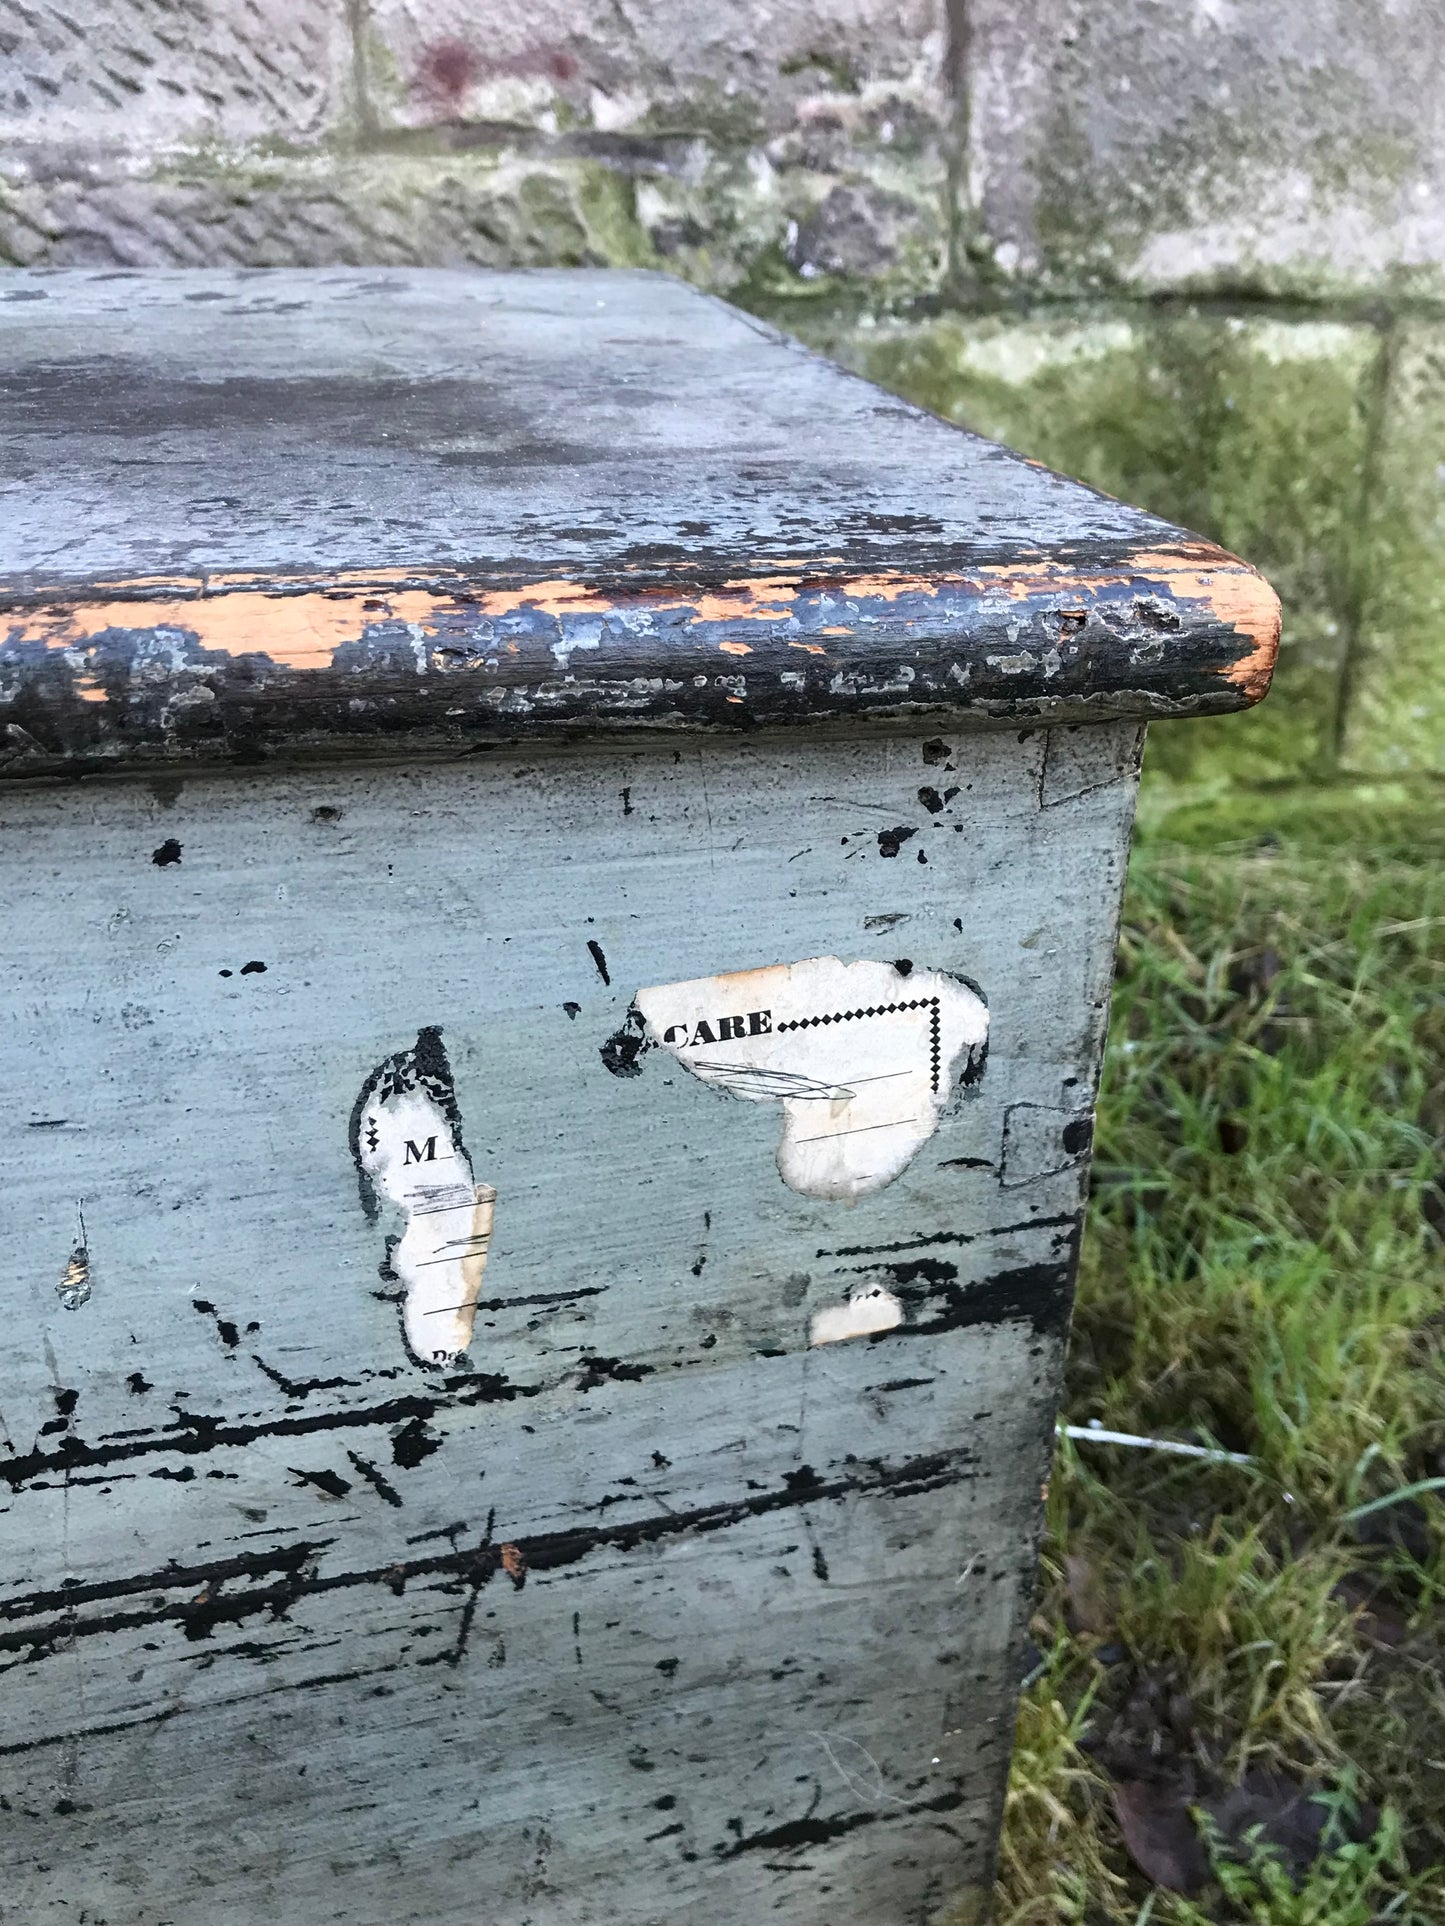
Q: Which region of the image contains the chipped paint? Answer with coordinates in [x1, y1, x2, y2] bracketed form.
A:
[0, 540, 1280, 772]
[810, 1284, 905, 1346]
[1, 568, 815, 667]
[1128, 548, 1283, 701]
[351, 1029, 494, 1368]
[1, 546, 1277, 672]
[55, 1208, 91, 1311]
[632, 957, 989, 1202]
[997, 545, 1280, 696]
[6, 585, 446, 672]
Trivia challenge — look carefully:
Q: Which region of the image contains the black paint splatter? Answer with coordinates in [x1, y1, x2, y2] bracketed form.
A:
[391, 1416, 443, 1469]
[289, 1466, 352, 1499]
[599, 1004, 652, 1078]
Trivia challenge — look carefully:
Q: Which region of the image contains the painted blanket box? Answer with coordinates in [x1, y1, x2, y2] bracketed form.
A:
[0, 269, 1278, 1926]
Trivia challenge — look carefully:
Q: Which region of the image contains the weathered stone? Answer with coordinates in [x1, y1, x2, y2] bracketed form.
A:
[0, 151, 660, 272]
[358, 0, 948, 141]
[0, 0, 351, 153]
[966, 0, 1445, 298]
[792, 306, 1380, 785]
[4, 0, 1445, 305]
[353, 0, 953, 297]
[785, 180, 934, 278]
[0, 141, 947, 301]
[1340, 323, 1445, 774]
[0, 0, 952, 297]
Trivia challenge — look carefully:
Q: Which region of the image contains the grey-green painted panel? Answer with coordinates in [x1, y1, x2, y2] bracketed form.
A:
[0, 721, 1140, 1924]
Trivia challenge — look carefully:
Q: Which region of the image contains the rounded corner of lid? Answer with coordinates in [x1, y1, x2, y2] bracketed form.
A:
[1135, 541, 1282, 708]
[1207, 554, 1282, 708]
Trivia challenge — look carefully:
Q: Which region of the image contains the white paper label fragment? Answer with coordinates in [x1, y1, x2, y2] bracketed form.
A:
[809, 1283, 905, 1346]
[634, 956, 988, 1201]
[352, 1027, 495, 1367]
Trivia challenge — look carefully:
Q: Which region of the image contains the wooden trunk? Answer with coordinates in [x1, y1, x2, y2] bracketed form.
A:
[0, 269, 1277, 1926]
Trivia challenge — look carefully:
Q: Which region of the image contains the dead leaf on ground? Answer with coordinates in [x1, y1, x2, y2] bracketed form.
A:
[1229, 945, 1284, 1002]
[1087, 1662, 1196, 1781]
[1108, 1749, 1377, 1896]
[1111, 1779, 1209, 1895]
[1064, 1552, 1110, 1636]
[1333, 1573, 1410, 1649]
[1203, 1770, 1378, 1879]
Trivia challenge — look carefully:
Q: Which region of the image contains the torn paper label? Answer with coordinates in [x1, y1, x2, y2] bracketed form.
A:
[810, 1284, 904, 1346]
[351, 1027, 494, 1368]
[633, 956, 988, 1201]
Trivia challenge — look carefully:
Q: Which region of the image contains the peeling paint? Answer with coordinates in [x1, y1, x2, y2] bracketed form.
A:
[0, 541, 1279, 773]
[1123, 548, 1281, 700]
[0, 271, 1231, 1925]
[1, 545, 1278, 679]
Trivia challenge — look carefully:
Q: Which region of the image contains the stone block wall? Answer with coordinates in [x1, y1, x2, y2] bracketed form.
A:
[966, 0, 1445, 302]
[3, 0, 1444, 776]
[1, 0, 953, 288]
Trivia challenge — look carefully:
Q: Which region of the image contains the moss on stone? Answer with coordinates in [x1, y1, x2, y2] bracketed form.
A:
[630, 87, 768, 149]
[729, 182, 948, 314]
[1340, 322, 1445, 774]
[783, 306, 1381, 788]
[777, 51, 863, 94]
[357, 25, 406, 130]
[570, 166, 657, 268]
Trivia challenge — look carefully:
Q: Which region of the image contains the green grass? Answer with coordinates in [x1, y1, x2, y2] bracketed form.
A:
[993, 771, 1445, 1923]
